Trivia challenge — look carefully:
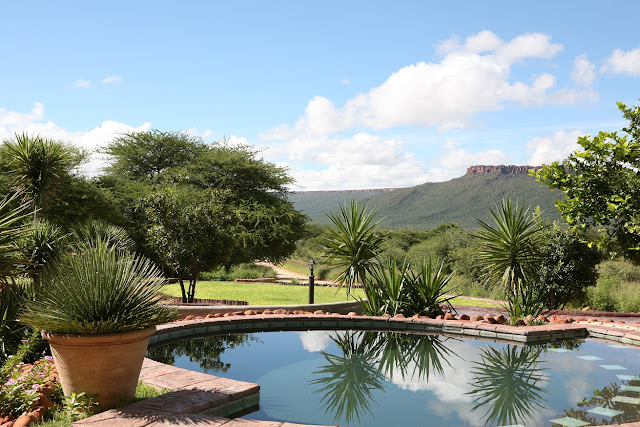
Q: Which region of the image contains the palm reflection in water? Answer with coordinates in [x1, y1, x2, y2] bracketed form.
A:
[466, 345, 548, 426]
[311, 331, 457, 424]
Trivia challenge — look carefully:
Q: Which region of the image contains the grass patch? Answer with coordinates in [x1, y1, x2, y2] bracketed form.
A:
[162, 281, 502, 308]
[38, 382, 168, 427]
[450, 296, 502, 308]
[162, 281, 365, 305]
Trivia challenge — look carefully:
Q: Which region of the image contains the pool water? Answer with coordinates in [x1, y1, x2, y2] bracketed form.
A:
[147, 331, 640, 426]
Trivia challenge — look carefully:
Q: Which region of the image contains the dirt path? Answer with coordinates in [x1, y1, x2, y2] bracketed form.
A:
[256, 262, 336, 286]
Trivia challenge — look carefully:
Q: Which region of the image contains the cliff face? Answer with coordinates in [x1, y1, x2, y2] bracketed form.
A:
[466, 165, 541, 176]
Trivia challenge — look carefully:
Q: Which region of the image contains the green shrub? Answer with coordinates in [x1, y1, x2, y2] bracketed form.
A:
[587, 276, 619, 312]
[199, 263, 276, 281]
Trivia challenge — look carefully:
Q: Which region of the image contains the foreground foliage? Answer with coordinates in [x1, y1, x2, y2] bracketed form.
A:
[536, 101, 640, 264]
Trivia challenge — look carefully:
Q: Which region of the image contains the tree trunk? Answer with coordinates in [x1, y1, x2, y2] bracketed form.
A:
[179, 274, 187, 304]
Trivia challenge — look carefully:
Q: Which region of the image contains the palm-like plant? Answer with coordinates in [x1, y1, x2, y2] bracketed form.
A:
[466, 345, 548, 426]
[475, 199, 544, 321]
[324, 201, 384, 294]
[311, 331, 386, 424]
[19, 242, 178, 334]
[4, 133, 79, 221]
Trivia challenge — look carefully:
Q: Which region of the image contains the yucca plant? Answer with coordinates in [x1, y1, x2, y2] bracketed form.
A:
[71, 219, 134, 251]
[475, 199, 545, 322]
[324, 201, 385, 295]
[407, 258, 457, 317]
[19, 242, 178, 334]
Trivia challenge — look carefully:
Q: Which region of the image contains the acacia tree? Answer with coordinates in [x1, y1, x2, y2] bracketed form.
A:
[101, 132, 307, 279]
[536, 101, 640, 263]
[141, 187, 238, 303]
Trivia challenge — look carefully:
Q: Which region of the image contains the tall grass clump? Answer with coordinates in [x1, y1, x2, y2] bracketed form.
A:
[20, 242, 178, 334]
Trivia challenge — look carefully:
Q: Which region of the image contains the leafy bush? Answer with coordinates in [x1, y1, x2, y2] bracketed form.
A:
[534, 227, 603, 309]
[587, 276, 619, 312]
[200, 263, 276, 281]
[20, 242, 178, 334]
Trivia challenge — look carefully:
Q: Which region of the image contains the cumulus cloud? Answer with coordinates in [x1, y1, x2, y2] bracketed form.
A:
[438, 146, 511, 171]
[264, 31, 586, 140]
[571, 54, 597, 86]
[602, 46, 640, 76]
[0, 103, 150, 176]
[524, 130, 584, 165]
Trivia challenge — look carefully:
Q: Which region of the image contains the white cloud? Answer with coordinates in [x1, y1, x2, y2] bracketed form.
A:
[101, 76, 123, 85]
[571, 54, 597, 86]
[264, 31, 588, 140]
[296, 331, 332, 353]
[524, 130, 584, 165]
[0, 103, 150, 176]
[602, 46, 640, 76]
[438, 146, 511, 171]
[72, 80, 94, 89]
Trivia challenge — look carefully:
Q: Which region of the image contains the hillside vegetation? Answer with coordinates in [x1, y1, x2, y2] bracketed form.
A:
[289, 171, 562, 229]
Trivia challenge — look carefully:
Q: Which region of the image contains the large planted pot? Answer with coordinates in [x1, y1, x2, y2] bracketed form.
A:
[42, 326, 156, 411]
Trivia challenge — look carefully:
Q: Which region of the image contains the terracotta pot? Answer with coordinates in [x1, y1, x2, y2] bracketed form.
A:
[41, 326, 156, 411]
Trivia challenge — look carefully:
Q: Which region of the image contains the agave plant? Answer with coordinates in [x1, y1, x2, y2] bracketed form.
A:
[475, 199, 545, 321]
[467, 345, 548, 426]
[19, 242, 178, 334]
[71, 218, 134, 251]
[324, 201, 385, 295]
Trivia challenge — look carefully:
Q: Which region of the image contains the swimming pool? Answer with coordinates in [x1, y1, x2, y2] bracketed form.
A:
[147, 330, 640, 426]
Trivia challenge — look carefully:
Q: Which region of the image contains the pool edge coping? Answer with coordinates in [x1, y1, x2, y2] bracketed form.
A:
[76, 314, 640, 427]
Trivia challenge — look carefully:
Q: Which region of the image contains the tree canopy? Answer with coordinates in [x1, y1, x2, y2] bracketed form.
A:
[536, 101, 640, 263]
[99, 130, 308, 300]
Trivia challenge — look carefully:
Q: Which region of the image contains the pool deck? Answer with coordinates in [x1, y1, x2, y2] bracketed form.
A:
[73, 309, 640, 427]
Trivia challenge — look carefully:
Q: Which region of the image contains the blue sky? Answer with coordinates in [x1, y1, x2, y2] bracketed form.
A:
[1, 1, 639, 190]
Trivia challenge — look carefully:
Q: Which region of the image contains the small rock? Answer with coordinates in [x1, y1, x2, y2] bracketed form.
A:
[13, 413, 34, 427]
[484, 315, 497, 324]
[332, 312, 342, 316]
[494, 314, 507, 324]
[214, 313, 223, 317]
[382, 313, 392, 318]
[184, 315, 196, 320]
[514, 318, 526, 326]
[232, 311, 244, 316]
[575, 317, 587, 322]
[394, 314, 405, 318]
[536, 315, 549, 322]
[444, 313, 456, 320]
[205, 314, 214, 319]
[582, 306, 591, 311]
[274, 309, 286, 314]
[303, 311, 312, 315]
[550, 315, 568, 324]
[347, 312, 357, 316]
[470, 314, 484, 322]
[525, 315, 534, 324]
[314, 310, 324, 314]
[412, 313, 420, 318]
[39, 381, 56, 396]
[195, 316, 204, 320]
[262, 309, 273, 315]
[601, 318, 614, 323]
[37, 395, 55, 410]
[244, 310, 256, 315]
[223, 312, 234, 317]
[565, 316, 574, 323]
[588, 317, 598, 322]
[459, 314, 470, 321]
[435, 315, 444, 320]
[616, 320, 625, 324]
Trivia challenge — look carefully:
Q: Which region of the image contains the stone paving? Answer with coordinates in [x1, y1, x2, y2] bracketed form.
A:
[75, 309, 640, 427]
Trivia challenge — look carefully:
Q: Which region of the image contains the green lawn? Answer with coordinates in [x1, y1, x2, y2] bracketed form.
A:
[163, 281, 365, 305]
[163, 281, 502, 307]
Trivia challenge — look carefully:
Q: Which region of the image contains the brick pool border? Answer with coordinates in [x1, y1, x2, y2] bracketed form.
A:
[75, 313, 640, 427]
